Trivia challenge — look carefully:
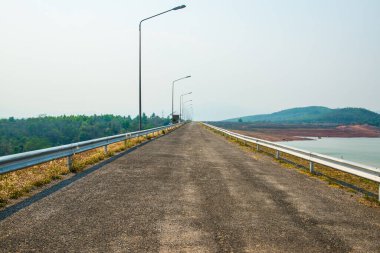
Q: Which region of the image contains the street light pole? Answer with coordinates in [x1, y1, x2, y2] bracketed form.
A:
[138, 5, 186, 130]
[186, 104, 193, 121]
[180, 92, 192, 121]
[182, 99, 192, 121]
[187, 105, 193, 121]
[171, 75, 191, 122]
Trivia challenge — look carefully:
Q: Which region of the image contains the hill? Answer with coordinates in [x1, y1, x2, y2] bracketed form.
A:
[224, 106, 380, 126]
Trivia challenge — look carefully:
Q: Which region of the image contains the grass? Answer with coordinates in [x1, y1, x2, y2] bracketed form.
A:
[0, 159, 69, 205]
[0, 128, 176, 208]
[203, 124, 380, 206]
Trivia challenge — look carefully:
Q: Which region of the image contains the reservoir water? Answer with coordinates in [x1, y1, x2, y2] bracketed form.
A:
[278, 138, 380, 168]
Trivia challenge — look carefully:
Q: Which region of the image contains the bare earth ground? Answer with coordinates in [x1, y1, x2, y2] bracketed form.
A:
[213, 122, 380, 141]
[0, 123, 379, 252]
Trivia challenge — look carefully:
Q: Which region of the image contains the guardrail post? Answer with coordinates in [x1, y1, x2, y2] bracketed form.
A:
[309, 161, 315, 174]
[104, 145, 108, 154]
[275, 150, 280, 159]
[67, 155, 73, 172]
[256, 144, 260, 151]
[378, 184, 380, 202]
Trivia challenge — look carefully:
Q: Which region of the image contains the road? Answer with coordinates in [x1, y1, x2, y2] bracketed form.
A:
[1, 123, 379, 252]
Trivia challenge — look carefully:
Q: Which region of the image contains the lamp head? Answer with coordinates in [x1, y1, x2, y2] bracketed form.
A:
[172, 5, 186, 11]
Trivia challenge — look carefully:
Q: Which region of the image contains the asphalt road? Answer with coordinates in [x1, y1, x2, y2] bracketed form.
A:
[1, 123, 379, 252]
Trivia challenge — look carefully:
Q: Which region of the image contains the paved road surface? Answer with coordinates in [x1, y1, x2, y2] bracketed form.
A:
[1, 123, 379, 252]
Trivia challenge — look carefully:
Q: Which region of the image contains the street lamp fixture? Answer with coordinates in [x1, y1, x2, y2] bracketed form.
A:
[171, 75, 191, 122]
[183, 101, 193, 121]
[138, 5, 187, 130]
[172, 5, 186, 10]
[180, 92, 192, 121]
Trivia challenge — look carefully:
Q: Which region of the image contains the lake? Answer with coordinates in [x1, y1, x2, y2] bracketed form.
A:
[278, 137, 380, 168]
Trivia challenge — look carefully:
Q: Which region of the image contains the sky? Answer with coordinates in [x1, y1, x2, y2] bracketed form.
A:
[0, 0, 379, 121]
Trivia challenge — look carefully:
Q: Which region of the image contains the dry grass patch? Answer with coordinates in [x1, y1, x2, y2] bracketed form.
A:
[203, 124, 379, 204]
[70, 136, 144, 172]
[0, 159, 69, 207]
[279, 152, 379, 195]
[0, 127, 177, 208]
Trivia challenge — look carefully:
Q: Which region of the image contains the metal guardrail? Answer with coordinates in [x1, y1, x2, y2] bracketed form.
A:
[203, 123, 380, 200]
[0, 123, 181, 175]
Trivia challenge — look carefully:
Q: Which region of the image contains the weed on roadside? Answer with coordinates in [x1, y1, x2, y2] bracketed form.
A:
[202, 123, 380, 207]
[0, 127, 177, 209]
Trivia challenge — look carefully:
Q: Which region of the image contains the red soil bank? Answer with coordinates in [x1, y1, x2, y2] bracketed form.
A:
[231, 125, 380, 142]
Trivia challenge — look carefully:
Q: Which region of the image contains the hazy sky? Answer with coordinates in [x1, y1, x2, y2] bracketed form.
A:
[1, 0, 379, 120]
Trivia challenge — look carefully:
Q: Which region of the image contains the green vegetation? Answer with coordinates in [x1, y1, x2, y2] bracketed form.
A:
[0, 127, 177, 207]
[0, 113, 170, 156]
[225, 106, 380, 126]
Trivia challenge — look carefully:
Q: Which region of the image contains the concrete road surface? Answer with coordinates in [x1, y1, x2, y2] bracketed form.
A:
[1, 123, 379, 252]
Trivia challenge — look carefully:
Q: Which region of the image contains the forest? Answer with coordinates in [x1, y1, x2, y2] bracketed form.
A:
[0, 114, 171, 156]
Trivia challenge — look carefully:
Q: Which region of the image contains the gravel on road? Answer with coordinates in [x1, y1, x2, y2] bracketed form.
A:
[0, 123, 379, 252]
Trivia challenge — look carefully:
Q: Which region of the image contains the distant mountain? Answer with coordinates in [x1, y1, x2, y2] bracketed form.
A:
[224, 106, 380, 126]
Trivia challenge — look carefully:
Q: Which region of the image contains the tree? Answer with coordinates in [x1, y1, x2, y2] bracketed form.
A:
[0, 114, 171, 156]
